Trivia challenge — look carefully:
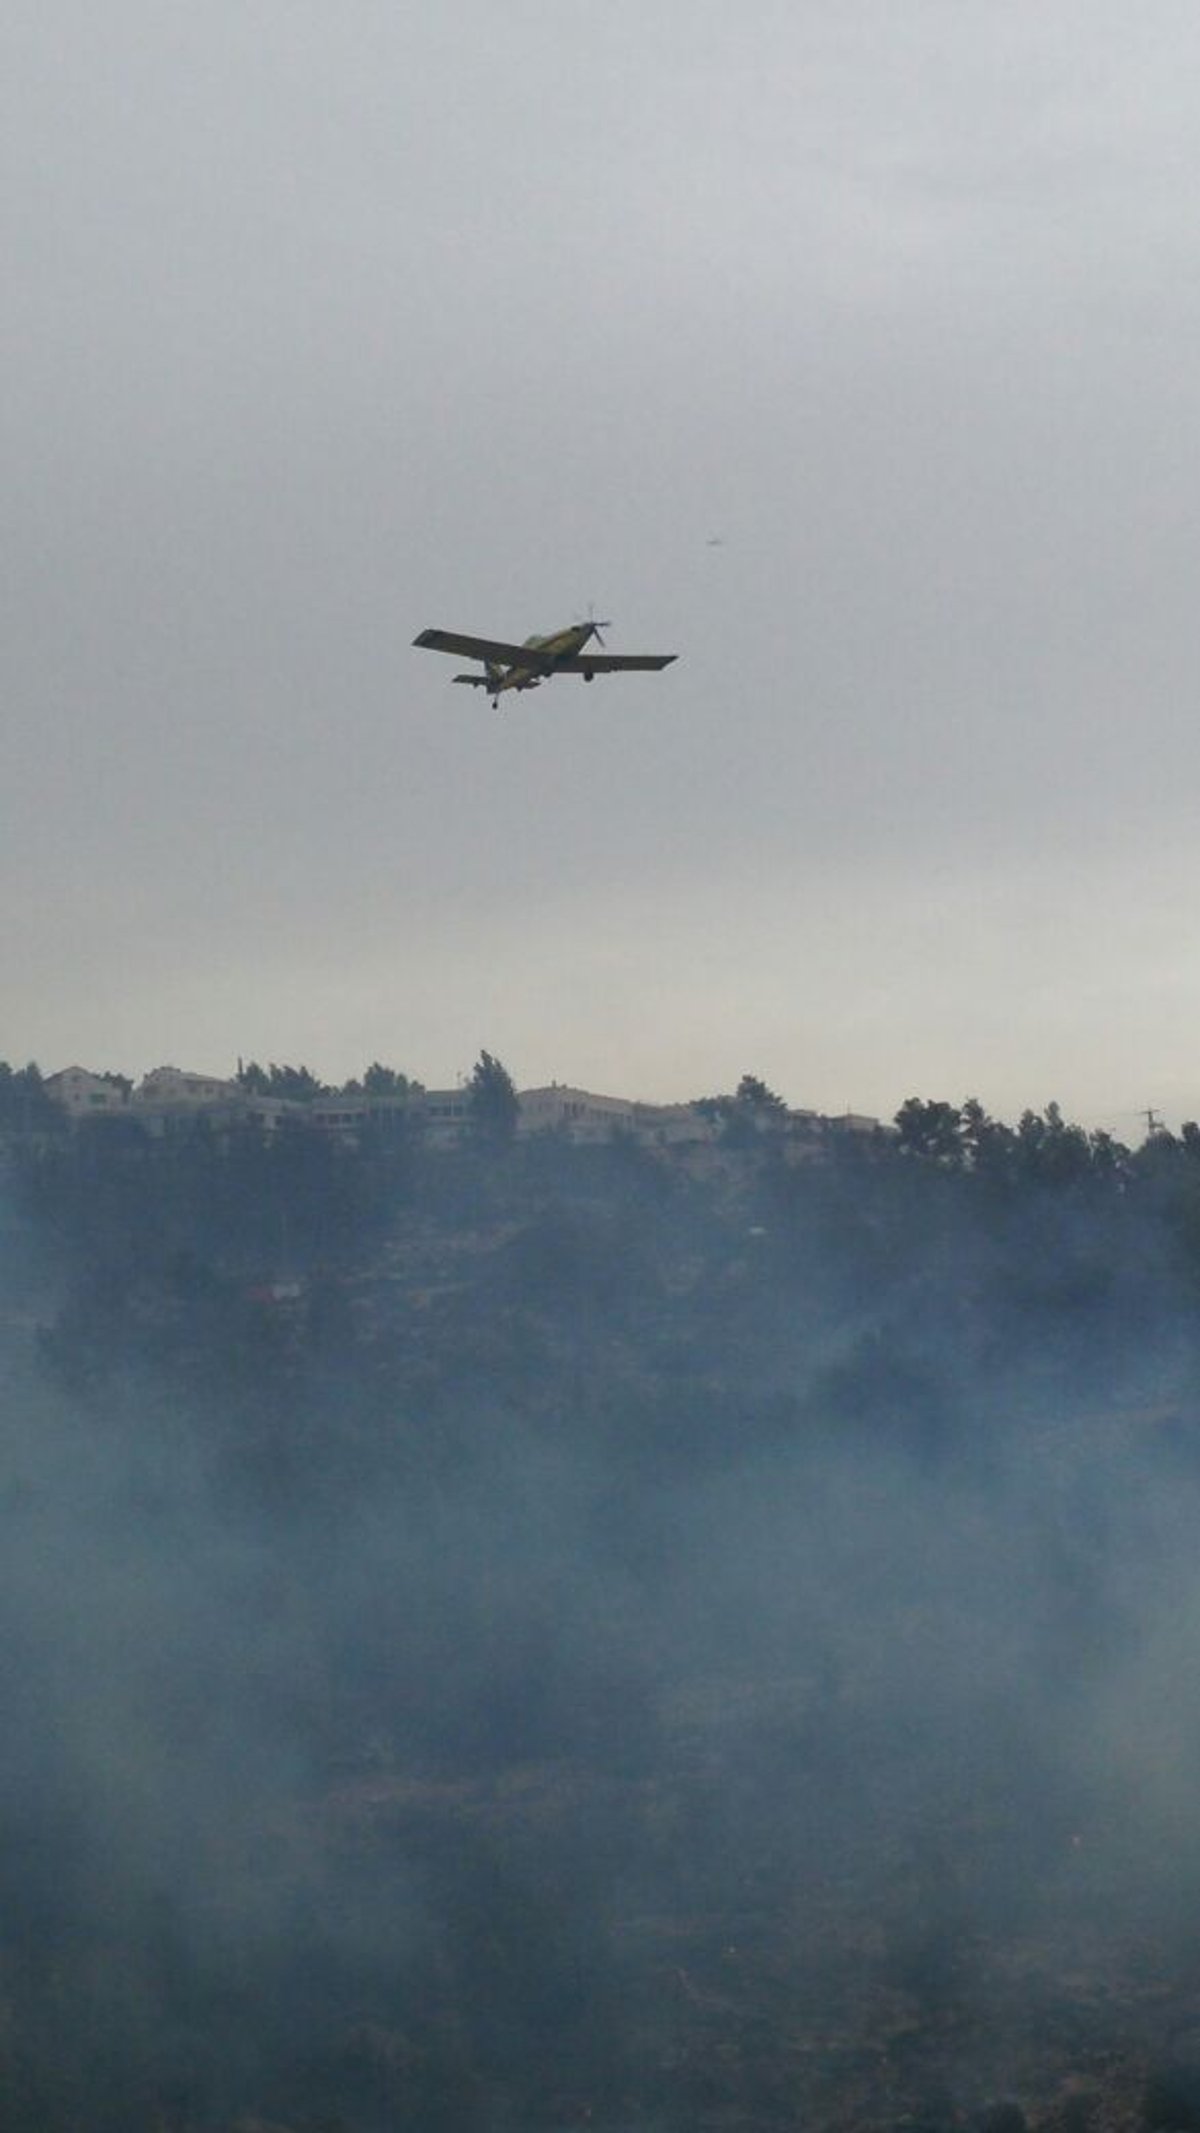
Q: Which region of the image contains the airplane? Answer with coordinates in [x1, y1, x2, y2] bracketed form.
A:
[412, 619, 677, 705]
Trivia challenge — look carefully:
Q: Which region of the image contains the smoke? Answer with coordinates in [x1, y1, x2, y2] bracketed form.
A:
[4, 1134, 1200, 2128]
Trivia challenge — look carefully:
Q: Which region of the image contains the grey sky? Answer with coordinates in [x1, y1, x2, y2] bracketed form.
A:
[7, 1, 1200, 1125]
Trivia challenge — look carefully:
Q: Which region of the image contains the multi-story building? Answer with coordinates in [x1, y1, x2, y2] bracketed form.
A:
[133, 1066, 240, 1109]
[124, 1066, 244, 1138]
[517, 1085, 637, 1140]
[310, 1093, 412, 1140]
[43, 1067, 129, 1119]
[517, 1084, 718, 1147]
[419, 1089, 472, 1142]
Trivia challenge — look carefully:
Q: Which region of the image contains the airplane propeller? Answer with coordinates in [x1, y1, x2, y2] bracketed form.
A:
[578, 605, 612, 646]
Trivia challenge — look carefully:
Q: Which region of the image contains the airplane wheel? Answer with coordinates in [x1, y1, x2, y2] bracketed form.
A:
[584, 672, 594, 683]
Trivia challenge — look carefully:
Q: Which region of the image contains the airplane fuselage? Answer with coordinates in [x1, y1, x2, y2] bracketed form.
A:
[485, 623, 602, 695]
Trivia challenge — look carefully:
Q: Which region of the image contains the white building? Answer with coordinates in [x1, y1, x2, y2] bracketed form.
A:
[518, 1085, 717, 1148]
[629, 1100, 717, 1148]
[133, 1066, 240, 1109]
[419, 1089, 472, 1142]
[310, 1092, 412, 1140]
[44, 1067, 129, 1119]
[518, 1085, 637, 1141]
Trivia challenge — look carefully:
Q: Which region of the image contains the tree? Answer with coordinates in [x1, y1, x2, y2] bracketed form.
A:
[1015, 1102, 1092, 1188]
[734, 1074, 786, 1117]
[694, 1075, 788, 1147]
[468, 1050, 519, 1147]
[271, 1064, 329, 1102]
[893, 1097, 964, 1167]
[235, 1060, 328, 1101]
[959, 1097, 1015, 1182]
[363, 1062, 412, 1098]
[0, 1062, 61, 1136]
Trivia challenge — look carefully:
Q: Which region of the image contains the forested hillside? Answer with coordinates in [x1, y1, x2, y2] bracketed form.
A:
[4, 1089, 1200, 2130]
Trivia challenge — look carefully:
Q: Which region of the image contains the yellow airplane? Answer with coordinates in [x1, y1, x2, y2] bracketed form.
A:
[413, 619, 677, 705]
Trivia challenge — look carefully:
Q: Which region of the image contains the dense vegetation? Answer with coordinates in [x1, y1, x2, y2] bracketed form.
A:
[5, 1071, 1200, 2130]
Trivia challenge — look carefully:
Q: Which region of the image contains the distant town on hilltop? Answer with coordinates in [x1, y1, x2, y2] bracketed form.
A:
[2, 1058, 880, 1156]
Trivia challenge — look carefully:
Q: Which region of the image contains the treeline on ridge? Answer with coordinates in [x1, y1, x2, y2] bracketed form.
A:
[6, 1060, 1200, 1485]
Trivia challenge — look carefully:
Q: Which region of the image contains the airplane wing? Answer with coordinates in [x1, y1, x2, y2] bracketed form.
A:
[413, 628, 553, 668]
[557, 653, 678, 673]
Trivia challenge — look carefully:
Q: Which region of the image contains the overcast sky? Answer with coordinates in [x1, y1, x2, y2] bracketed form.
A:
[7, 2, 1200, 1125]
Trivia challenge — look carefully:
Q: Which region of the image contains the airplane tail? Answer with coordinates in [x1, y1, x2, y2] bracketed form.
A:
[451, 661, 545, 700]
[454, 661, 508, 689]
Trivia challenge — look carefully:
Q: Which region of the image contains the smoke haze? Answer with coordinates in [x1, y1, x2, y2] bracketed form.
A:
[5, 1112, 1200, 2127]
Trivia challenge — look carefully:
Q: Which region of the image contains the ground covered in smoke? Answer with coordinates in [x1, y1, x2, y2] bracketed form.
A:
[6, 1103, 1200, 2130]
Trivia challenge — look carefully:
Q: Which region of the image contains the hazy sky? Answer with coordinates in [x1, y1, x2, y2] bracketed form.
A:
[8, 1, 1200, 1125]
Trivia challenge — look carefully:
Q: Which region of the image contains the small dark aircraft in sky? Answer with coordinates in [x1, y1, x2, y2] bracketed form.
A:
[413, 619, 677, 705]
